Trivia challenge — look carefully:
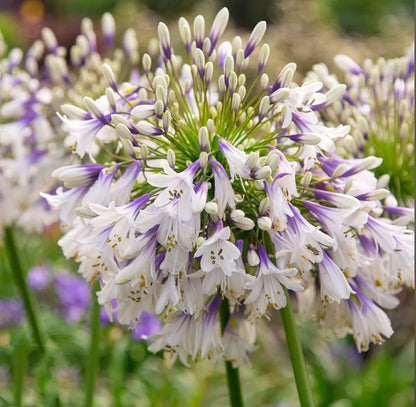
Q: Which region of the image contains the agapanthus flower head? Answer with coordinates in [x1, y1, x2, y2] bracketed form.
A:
[307, 47, 415, 203]
[44, 9, 414, 365]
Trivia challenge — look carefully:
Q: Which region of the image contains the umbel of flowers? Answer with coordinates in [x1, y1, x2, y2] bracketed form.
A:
[43, 9, 414, 368]
[307, 48, 414, 203]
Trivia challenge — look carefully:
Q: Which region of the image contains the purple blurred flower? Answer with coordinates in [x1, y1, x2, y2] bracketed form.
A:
[131, 312, 161, 341]
[27, 266, 50, 291]
[54, 274, 91, 323]
[0, 299, 25, 329]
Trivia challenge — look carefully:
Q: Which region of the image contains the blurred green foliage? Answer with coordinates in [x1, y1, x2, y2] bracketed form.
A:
[140, 0, 199, 18]
[42, 0, 118, 16]
[0, 13, 26, 49]
[319, 0, 413, 35]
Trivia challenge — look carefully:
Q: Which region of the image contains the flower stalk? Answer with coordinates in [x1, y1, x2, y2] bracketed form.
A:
[85, 282, 101, 407]
[4, 227, 45, 354]
[220, 298, 244, 407]
[280, 288, 315, 407]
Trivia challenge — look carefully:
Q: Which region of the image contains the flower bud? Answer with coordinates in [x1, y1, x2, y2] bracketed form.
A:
[209, 7, 229, 51]
[42, 27, 58, 51]
[245, 152, 259, 169]
[232, 93, 241, 112]
[193, 48, 205, 77]
[207, 119, 216, 135]
[258, 216, 272, 230]
[247, 245, 260, 266]
[123, 28, 138, 62]
[228, 71, 238, 93]
[142, 53, 152, 73]
[232, 36, 242, 55]
[154, 100, 165, 118]
[376, 174, 390, 189]
[258, 43, 270, 72]
[199, 151, 208, 170]
[167, 149, 176, 168]
[198, 126, 209, 150]
[104, 89, 116, 112]
[158, 22, 172, 60]
[231, 209, 245, 222]
[102, 13, 115, 47]
[253, 166, 271, 180]
[205, 202, 219, 215]
[102, 63, 118, 91]
[224, 55, 234, 80]
[178, 17, 192, 52]
[83, 97, 105, 121]
[162, 110, 171, 132]
[259, 197, 270, 215]
[301, 171, 313, 186]
[140, 144, 149, 160]
[334, 54, 363, 75]
[244, 21, 266, 57]
[260, 73, 269, 89]
[193, 15, 205, 48]
[202, 61, 213, 86]
[259, 96, 270, 120]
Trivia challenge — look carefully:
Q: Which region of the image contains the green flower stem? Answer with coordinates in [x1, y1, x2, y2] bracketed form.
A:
[13, 344, 29, 406]
[219, 298, 244, 407]
[280, 288, 315, 407]
[4, 227, 45, 354]
[85, 283, 101, 407]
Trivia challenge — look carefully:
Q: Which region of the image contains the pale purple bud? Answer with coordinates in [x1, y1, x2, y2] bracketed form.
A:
[193, 48, 205, 77]
[52, 164, 106, 188]
[8, 48, 23, 71]
[209, 7, 229, 53]
[218, 41, 232, 67]
[42, 27, 58, 52]
[137, 121, 164, 136]
[258, 96, 270, 120]
[102, 13, 116, 47]
[232, 92, 241, 112]
[334, 54, 363, 75]
[102, 63, 118, 91]
[193, 15, 205, 49]
[289, 133, 322, 145]
[258, 43, 270, 72]
[178, 17, 192, 52]
[244, 21, 266, 58]
[158, 23, 172, 60]
[356, 189, 390, 201]
[198, 126, 209, 150]
[131, 104, 155, 120]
